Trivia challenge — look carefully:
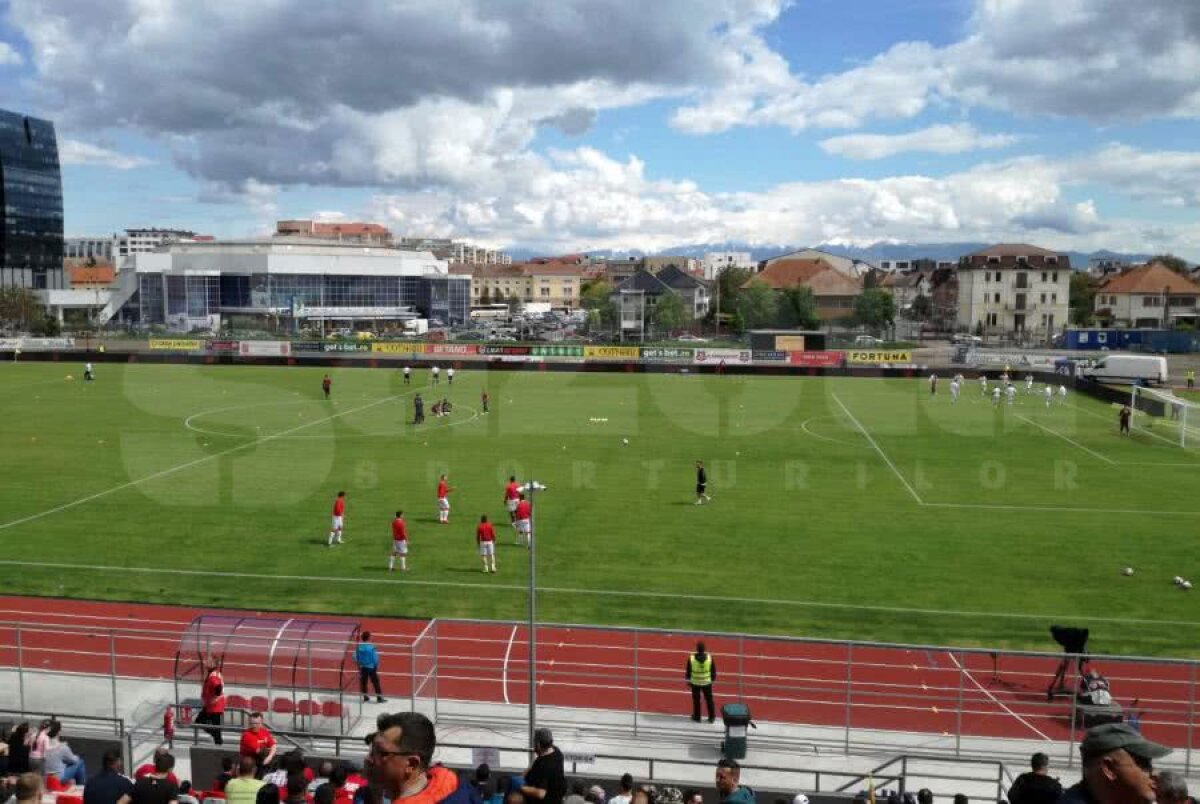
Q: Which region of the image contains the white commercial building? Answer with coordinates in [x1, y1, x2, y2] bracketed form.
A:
[701, 251, 755, 280]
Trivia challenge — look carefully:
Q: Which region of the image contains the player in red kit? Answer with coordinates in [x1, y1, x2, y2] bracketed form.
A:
[322, 374, 332, 400]
[388, 510, 408, 572]
[503, 475, 520, 522]
[436, 474, 453, 524]
[327, 491, 346, 546]
[514, 493, 532, 547]
[476, 514, 497, 573]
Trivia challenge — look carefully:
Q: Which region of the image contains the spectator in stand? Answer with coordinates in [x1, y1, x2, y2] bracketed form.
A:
[470, 764, 493, 802]
[565, 781, 587, 804]
[1007, 753, 1062, 804]
[130, 751, 179, 804]
[917, 791, 933, 804]
[197, 655, 226, 745]
[630, 789, 652, 804]
[587, 786, 606, 804]
[314, 786, 335, 804]
[264, 751, 310, 788]
[309, 761, 335, 794]
[792, 796, 809, 804]
[610, 775, 634, 804]
[284, 775, 309, 804]
[1155, 771, 1188, 804]
[239, 713, 278, 775]
[362, 712, 473, 804]
[714, 759, 753, 804]
[14, 774, 42, 804]
[683, 792, 703, 804]
[136, 747, 180, 785]
[28, 718, 53, 774]
[43, 721, 87, 787]
[521, 729, 566, 804]
[225, 757, 265, 804]
[178, 782, 200, 804]
[654, 789, 683, 804]
[953, 795, 968, 804]
[6, 723, 31, 774]
[1059, 724, 1168, 804]
[215, 757, 237, 792]
[507, 795, 526, 804]
[83, 749, 134, 804]
[256, 784, 281, 804]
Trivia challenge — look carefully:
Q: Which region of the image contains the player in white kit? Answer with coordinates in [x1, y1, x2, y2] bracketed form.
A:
[1044, 384, 1054, 407]
[980, 375, 988, 396]
[1025, 374, 1034, 393]
[991, 386, 1002, 406]
[1006, 384, 1016, 405]
[1058, 384, 1068, 404]
[949, 379, 960, 403]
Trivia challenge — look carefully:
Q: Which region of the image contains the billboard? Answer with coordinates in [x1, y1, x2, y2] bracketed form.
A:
[425, 343, 478, 355]
[752, 350, 789, 363]
[327, 342, 372, 353]
[239, 340, 291, 357]
[693, 348, 752, 365]
[370, 342, 421, 354]
[480, 345, 532, 356]
[775, 335, 806, 351]
[789, 350, 845, 367]
[641, 347, 692, 362]
[531, 345, 584, 357]
[584, 345, 641, 359]
[206, 340, 240, 353]
[149, 338, 202, 351]
[846, 349, 913, 364]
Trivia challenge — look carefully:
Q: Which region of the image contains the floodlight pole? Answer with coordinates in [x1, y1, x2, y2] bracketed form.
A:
[527, 478, 538, 754]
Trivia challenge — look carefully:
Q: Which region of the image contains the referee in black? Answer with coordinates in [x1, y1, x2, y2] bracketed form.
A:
[695, 460, 711, 505]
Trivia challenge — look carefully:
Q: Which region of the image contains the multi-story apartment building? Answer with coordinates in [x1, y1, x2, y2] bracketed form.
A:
[701, 251, 755, 280]
[276, 220, 392, 245]
[397, 237, 510, 265]
[956, 244, 1070, 335]
[453, 263, 582, 308]
[1094, 262, 1200, 328]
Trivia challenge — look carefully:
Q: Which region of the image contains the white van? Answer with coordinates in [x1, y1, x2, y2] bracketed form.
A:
[1081, 354, 1168, 386]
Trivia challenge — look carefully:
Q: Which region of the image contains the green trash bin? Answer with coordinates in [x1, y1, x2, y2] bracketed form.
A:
[721, 702, 751, 759]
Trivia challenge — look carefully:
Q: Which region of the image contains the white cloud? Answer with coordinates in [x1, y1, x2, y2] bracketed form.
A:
[58, 139, 153, 169]
[819, 124, 1019, 160]
[0, 42, 22, 66]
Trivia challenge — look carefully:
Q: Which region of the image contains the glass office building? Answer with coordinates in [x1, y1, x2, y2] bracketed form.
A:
[123, 240, 468, 331]
[0, 109, 64, 290]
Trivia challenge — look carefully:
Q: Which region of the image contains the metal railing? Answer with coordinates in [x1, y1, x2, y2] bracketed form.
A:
[2, 617, 1199, 773]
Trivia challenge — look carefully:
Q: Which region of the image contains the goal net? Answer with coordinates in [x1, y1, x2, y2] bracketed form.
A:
[1130, 385, 1200, 449]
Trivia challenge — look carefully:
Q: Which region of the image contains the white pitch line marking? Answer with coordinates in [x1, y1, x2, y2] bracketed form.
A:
[1017, 414, 1116, 464]
[4, 559, 1200, 627]
[0, 393, 401, 533]
[832, 393, 923, 503]
[946, 651, 1052, 742]
[502, 624, 518, 705]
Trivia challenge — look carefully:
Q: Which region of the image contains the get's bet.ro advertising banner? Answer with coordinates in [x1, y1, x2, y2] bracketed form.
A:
[846, 349, 913, 364]
[583, 345, 640, 359]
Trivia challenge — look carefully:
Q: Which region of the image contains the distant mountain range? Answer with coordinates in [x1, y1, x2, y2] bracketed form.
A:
[508, 242, 1166, 268]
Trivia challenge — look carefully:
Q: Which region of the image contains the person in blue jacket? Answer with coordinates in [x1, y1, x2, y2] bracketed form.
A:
[356, 632, 386, 704]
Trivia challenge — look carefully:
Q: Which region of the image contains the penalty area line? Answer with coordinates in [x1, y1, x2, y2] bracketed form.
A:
[1016, 415, 1116, 464]
[4, 559, 1200, 628]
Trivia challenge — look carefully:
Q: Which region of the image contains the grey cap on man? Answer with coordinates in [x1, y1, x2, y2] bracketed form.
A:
[1079, 724, 1171, 763]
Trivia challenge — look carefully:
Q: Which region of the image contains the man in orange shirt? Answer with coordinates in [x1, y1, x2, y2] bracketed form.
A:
[196, 655, 226, 744]
[476, 515, 497, 574]
[513, 494, 532, 548]
[238, 713, 276, 776]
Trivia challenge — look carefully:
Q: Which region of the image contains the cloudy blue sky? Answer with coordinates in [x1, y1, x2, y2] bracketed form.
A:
[2, 0, 1199, 258]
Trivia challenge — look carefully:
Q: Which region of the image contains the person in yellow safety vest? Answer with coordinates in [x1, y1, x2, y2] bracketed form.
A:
[686, 641, 717, 723]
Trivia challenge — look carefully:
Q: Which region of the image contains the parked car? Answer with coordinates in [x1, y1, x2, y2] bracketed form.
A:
[952, 333, 983, 345]
[676, 334, 709, 343]
[854, 335, 884, 346]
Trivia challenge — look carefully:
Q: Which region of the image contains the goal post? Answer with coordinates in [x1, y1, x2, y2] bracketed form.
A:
[1130, 385, 1200, 448]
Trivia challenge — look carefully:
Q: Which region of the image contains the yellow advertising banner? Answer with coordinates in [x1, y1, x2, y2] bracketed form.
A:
[148, 339, 202, 351]
[371, 342, 422, 354]
[584, 345, 641, 359]
[775, 335, 806, 351]
[846, 349, 912, 364]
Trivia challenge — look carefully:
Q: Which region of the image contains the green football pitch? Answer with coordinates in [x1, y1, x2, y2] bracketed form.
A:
[2, 360, 1199, 656]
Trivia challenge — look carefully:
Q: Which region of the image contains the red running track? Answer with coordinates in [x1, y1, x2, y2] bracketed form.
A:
[0, 596, 1193, 750]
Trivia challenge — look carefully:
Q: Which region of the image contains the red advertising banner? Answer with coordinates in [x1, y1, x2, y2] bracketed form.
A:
[424, 343, 479, 355]
[789, 350, 845, 367]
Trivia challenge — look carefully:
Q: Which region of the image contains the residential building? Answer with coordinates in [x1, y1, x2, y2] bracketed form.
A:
[956, 244, 1069, 335]
[0, 108, 64, 291]
[879, 271, 928, 317]
[1094, 262, 1200, 328]
[276, 219, 392, 245]
[65, 237, 115, 262]
[760, 248, 874, 281]
[453, 262, 583, 308]
[643, 255, 700, 276]
[611, 270, 672, 338]
[746, 258, 863, 321]
[396, 236, 511, 265]
[701, 251, 755, 280]
[601, 257, 644, 284]
[1088, 256, 1134, 278]
[114, 229, 207, 263]
[878, 258, 954, 272]
[655, 264, 710, 318]
[109, 238, 465, 331]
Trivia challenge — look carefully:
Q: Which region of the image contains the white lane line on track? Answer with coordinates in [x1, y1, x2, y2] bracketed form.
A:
[502, 625, 519, 705]
[4, 559, 1200, 628]
[0, 392, 403, 533]
[946, 650, 1052, 742]
[1016, 414, 1116, 464]
[832, 393, 923, 503]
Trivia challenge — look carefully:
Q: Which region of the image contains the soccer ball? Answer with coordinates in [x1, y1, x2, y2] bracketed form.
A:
[1174, 576, 1184, 586]
[622, 438, 629, 445]
[1121, 567, 1134, 576]
[1185, 581, 1194, 590]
